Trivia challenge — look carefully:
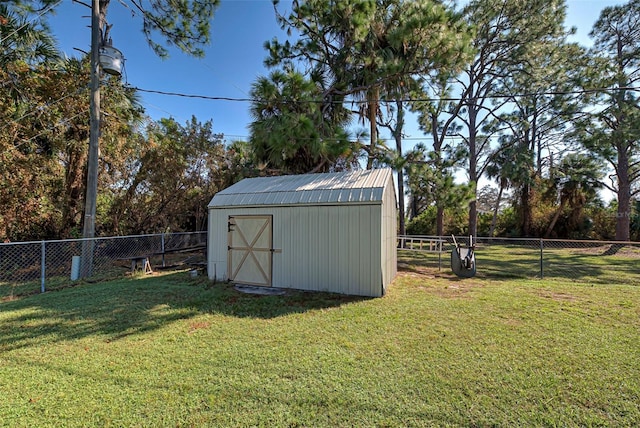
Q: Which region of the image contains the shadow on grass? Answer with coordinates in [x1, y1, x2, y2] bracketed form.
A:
[0, 271, 369, 352]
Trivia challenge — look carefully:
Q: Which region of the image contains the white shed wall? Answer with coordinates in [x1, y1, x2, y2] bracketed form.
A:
[380, 173, 398, 292]
[208, 203, 386, 297]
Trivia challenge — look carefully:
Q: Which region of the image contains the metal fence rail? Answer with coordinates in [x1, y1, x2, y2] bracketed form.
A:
[398, 235, 640, 285]
[0, 232, 207, 299]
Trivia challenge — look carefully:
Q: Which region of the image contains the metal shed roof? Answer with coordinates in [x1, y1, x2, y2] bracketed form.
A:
[209, 168, 393, 208]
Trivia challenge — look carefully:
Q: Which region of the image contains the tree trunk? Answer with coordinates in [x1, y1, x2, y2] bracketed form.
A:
[366, 86, 379, 170]
[436, 205, 444, 237]
[616, 153, 631, 241]
[489, 182, 504, 237]
[544, 200, 565, 238]
[394, 100, 405, 236]
[60, 146, 86, 237]
[521, 184, 532, 236]
[467, 99, 478, 237]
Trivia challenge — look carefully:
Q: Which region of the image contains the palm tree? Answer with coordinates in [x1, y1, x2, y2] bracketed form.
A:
[0, 3, 59, 67]
[485, 140, 529, 237]
[544, 153, 603, 238]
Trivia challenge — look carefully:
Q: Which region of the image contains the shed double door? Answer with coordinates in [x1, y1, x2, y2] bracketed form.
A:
[227, 215, 273, 286]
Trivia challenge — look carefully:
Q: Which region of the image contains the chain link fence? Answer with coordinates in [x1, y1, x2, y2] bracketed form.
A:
[4, 233, 638, 300]
[398, 235, 640, 285]
[0, 232, 207, 299]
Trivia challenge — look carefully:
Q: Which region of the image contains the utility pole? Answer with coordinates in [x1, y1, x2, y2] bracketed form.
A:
[80, 0, 101, 277]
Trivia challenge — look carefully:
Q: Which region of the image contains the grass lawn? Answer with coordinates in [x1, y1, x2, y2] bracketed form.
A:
[1, 258, 639, 427]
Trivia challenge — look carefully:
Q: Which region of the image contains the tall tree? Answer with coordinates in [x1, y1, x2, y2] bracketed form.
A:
[0, 3, 60, 240]
[405, 142, 474, 235]
[485, 141, 518, 237]
[579, 0, 640, 241]
[266, 0, 472, 169]
[412, 75, 473, 236]
[488, 38, 587, 236]
[455, 0, 569, 237]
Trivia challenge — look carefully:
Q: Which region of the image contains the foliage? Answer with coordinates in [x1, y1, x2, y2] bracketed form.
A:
[406, 205, 469, 236]
[405, 141, 474, 236]
[454, 0, 570, 236]
[0, 56, 146, 240]
[124, 0, 220, 58]
[248, 70, 359, 174]
[2, 0, 640, 243]
[0, 3, 59, 66]
[575, 0, 640, 240]
[411, 77, 473, 236]
[543, 153, 604, 238]
[107, 116, 242, 234]
[0, 53, 244, 240]
[0, 1, 237, 241]
[267, 0, 473, 168]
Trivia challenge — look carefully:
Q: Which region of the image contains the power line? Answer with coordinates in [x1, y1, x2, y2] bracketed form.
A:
[131, 86, 254, 102]
[129, 84, 640, 105]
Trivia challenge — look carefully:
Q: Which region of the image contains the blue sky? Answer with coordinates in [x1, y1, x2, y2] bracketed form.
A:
[47, 0, 623, 145]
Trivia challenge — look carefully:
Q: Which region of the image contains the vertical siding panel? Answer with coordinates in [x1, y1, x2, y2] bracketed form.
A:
[350, 206, 362, 295]
[384, 177, 398, 289]
[290, 207, 300, 289]
[210, 208, 229, 281]
[206, 208, 217, 280]
[362, 206, 370, 296]
[368, 205, 377, 296]
[302, 207, 310, 290]
[295, 207, 307, 290]
[288, 207, 296, 287]
[382, 201, 391, 288]
[332, 207, 341, 294]
[287, 207, 298, 289]
[380, 202, 389, 292]
[287, 207, 296, 288]
[300, 207, 310, 290]
[320, 205, 332, 292]
[348, 205, 359, 295]
[311, 207, 327, 291]
[309, 207, 319, 291]
[305, 206, 318, 290]
[335, 205, 358, 294]
[342, 205, 358, 294]
[327, 206, 337, 293]
[272, 208, 282, 287]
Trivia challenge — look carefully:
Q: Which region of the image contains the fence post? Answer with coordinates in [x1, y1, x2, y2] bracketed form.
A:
[539, 238, 544, 279]
[41, 240, 46, 293]
[161, 233, 166, 267]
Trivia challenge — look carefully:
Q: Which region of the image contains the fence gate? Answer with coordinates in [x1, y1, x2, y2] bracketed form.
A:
[227, 215, 273, 286]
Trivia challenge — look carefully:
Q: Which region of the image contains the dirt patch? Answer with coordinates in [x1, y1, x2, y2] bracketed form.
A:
[396, 269, 484, 299]
[397, 263, 440, 277]
[188, 321, 211, 334]
[537, 290, 579, 302]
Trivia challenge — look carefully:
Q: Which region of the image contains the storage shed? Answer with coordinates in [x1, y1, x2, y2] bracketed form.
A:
[207, 168, 397, 297]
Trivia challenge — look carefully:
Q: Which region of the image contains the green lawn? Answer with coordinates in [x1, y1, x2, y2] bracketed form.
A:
[1, 261, 639, 427]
